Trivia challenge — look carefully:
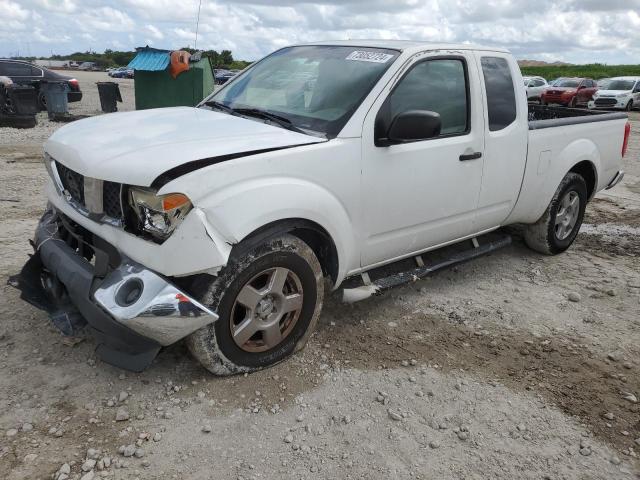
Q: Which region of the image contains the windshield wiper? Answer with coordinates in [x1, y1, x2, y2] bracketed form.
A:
[204, 100, 237, 115]
[233, 108, 307, 134]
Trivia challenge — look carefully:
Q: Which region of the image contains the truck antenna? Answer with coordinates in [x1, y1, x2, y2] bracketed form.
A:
[194, 0, 203, 50]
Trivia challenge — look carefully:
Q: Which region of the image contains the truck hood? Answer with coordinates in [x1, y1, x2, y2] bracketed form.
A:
[44, 107, 325, 186]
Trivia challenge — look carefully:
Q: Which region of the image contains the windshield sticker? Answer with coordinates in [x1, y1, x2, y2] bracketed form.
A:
[346, 51, 394, 63]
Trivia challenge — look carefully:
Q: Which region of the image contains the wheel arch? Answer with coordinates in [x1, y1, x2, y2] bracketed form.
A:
[568, 159, 598, 200]
[231, 218, 340, 287]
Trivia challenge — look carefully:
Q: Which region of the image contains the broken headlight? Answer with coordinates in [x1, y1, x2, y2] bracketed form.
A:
[128, 188, 192, 242]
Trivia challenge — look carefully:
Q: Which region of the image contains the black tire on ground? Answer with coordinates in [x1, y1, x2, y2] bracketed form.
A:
[186, 233, 324, 375]
[37, 91, 47, 111]
[569, 97, 577, 108]
[626, 100, 633, 111]
[524, 172, 587, 255]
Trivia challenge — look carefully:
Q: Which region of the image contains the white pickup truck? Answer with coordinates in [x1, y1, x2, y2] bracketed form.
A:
[16, 41, 630, 374]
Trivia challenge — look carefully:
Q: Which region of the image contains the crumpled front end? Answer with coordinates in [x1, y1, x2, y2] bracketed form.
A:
[12, 207, 218, 372]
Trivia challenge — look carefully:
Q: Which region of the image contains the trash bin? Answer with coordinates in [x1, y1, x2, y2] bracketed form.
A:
[40, 80, 69, 119]
[96, 82, 122, 113]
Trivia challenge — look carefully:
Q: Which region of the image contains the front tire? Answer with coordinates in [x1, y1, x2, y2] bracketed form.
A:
[186, 234, 324, 375]
[626, 100, 633, 111]
[524, 172, 587, 255]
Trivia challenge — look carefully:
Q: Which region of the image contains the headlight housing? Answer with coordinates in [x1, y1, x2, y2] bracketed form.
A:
[128, 188, 192, 242]
[617, 93, 631, 98]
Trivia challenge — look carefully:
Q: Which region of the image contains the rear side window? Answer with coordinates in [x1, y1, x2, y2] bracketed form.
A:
[384, 58, 469, 137]
[481, 57, 517, 131]
[3, 62, 32, 76]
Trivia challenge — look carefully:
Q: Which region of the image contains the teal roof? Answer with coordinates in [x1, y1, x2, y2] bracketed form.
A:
[127, 47, 170, 71]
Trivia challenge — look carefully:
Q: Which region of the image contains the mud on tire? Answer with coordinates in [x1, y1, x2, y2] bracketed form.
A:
[186, 234, 324, 375]
[524, 172, 587, 255]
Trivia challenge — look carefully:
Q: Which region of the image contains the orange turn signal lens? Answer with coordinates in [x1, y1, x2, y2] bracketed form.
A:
[161, 193, 191, 211]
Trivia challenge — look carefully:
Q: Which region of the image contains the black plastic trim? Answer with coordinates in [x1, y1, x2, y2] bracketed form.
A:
[529, 111, 627, 130]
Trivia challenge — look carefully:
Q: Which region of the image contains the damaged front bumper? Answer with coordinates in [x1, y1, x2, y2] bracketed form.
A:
[14, 208, 218, 371]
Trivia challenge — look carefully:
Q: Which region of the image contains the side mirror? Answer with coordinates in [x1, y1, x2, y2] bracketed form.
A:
[578, 85, 587, 90]
[379, 110, 442, 146]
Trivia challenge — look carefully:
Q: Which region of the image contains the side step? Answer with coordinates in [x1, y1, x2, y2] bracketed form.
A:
[341, 233, 511, 303]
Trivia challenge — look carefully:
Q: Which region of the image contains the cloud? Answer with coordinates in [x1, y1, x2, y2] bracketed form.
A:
[33, 0, 77, 13]
[0, 0, 639, 64]
[144, 24, 164, 40]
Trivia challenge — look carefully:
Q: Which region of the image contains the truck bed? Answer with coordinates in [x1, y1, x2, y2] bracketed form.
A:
[528, 104, 627, 129]
[506, 104, 628, 226]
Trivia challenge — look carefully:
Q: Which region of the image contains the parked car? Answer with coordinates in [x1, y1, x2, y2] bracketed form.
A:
[523, 75, 548, 102]
[0, 59, 82, 109]
[541, 77, 598, 107]
[588, 77, 640, 111]
[109, 67, 134, 79]
[78, 62, 99, 71]
[16, 41, 629, 374]
[214, 69, 236, 84]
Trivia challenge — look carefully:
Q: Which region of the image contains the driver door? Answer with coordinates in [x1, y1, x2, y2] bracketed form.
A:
[360, 52, 485, 267]
[578, 79, 595, 104]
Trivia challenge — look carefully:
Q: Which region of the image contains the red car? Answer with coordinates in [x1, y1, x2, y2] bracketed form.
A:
[541, 77, 598, 108]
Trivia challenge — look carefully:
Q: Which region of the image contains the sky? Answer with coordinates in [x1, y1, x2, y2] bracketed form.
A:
[2, 0, 640, 64]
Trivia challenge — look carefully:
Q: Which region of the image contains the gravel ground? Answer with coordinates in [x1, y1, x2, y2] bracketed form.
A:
[0, 73, 639, 479]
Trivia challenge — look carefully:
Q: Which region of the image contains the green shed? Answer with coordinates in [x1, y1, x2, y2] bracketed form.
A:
[127, 47, 215, 110]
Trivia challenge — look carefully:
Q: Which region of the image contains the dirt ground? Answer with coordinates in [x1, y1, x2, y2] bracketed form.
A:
[0, 71, 638, 480]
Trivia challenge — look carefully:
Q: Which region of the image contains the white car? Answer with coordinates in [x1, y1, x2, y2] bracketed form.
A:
[589, 76, 640, 111]
[16, 41, 629, 374]
[523, 75, 548, 101]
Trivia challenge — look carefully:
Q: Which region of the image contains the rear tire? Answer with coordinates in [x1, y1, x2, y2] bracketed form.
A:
[186, 233, 324, 375]
[524, 172, 587, 255]
[37, 91, 47, 111]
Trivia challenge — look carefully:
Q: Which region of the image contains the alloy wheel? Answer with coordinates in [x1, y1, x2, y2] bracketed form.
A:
[555, 191, 580, 240]
[230, 267, 303, 353]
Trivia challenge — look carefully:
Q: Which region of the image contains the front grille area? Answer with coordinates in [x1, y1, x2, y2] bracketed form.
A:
[54, 161, 124, 223]
[56, 161, 85, 204]
[103, 181, 123, 219]
[595, 98, 617, 106]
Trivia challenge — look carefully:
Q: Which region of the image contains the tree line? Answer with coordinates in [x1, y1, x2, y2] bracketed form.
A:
[521, 63, 640, 80]
[11, 48, 252, 70]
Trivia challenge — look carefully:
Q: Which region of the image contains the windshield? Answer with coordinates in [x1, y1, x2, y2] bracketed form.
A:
[203, 45, 399, 137]
[607, 79, 636, 91]
[557, 80, 580, 88]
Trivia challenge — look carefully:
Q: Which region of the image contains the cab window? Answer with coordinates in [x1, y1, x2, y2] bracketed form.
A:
[377, 58, 470, 139]
[480, 57, 517, 131]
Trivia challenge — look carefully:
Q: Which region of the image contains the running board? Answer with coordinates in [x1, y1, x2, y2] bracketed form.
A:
[341, 233, 511, 303]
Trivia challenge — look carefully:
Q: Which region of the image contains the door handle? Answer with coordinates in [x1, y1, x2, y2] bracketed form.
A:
[459, 152, 482, 161]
